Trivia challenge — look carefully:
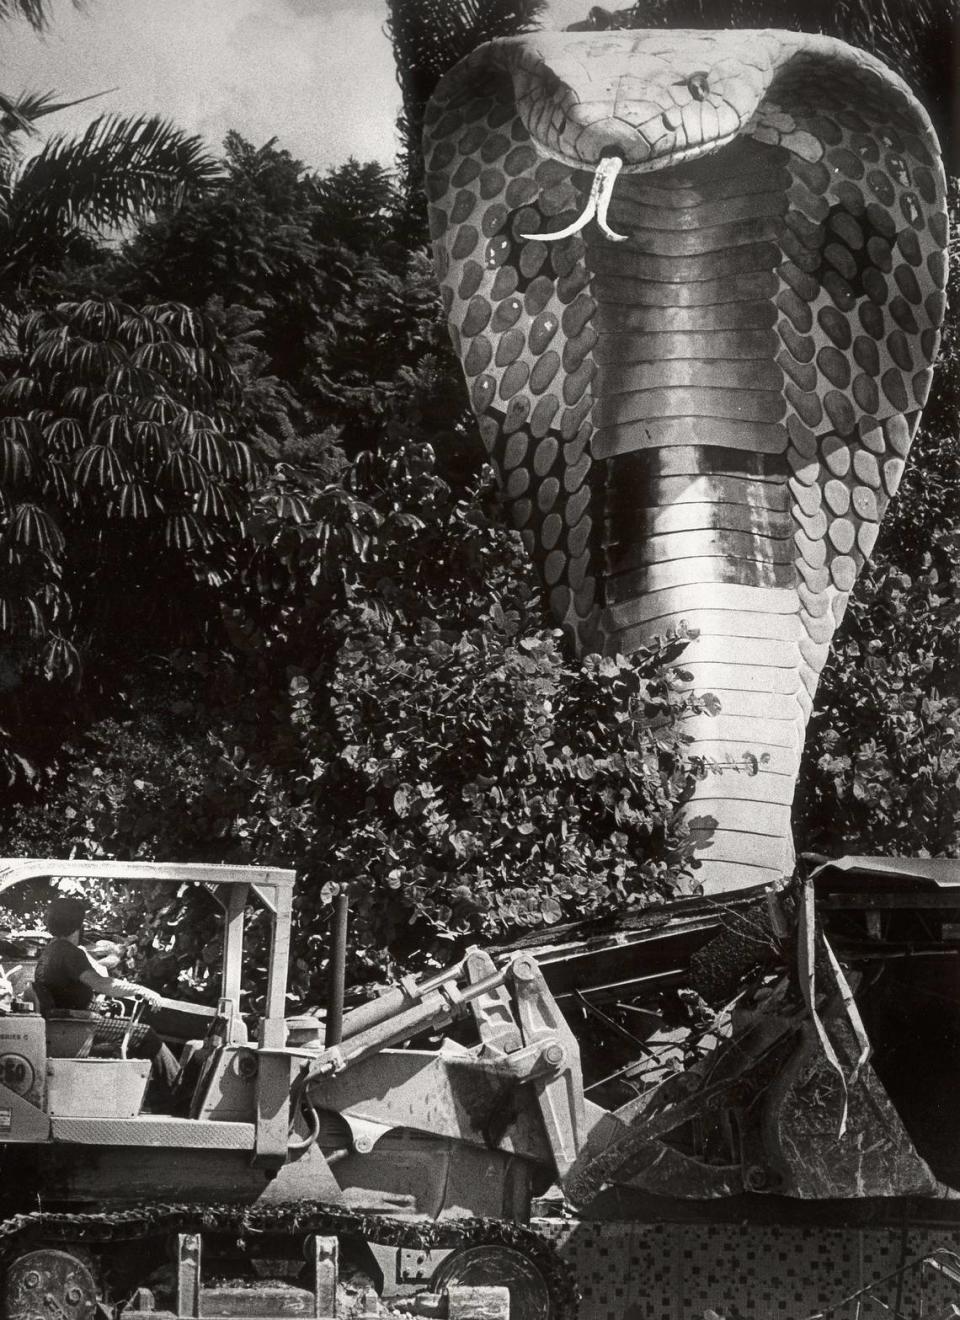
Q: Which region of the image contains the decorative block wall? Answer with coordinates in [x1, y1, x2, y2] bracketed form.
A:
[532, 1218, 960, 1319]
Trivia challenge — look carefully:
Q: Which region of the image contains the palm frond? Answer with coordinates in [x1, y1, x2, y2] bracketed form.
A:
[387, 0, 546, 119]
[10, 114, 223, 234]
[0, 0, 76, 30]
[387, 0, 546, 220]
[0, 93, 43, 138]
[0, 88, 116, 138]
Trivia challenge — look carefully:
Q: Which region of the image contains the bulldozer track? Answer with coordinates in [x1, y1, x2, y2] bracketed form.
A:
[0, 1201, 577, 1317]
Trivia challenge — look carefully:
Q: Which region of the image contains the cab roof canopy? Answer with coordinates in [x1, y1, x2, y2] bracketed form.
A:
[0, 858, 295, 905]
[0, 858, 297, 1029]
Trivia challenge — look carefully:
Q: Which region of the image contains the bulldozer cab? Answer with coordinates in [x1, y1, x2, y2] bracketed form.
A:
[0, 857, 299, 1166]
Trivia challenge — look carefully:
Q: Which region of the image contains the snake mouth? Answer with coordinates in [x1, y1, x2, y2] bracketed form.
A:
[518, 127, 741, 245]
[528, 125, 742, 176]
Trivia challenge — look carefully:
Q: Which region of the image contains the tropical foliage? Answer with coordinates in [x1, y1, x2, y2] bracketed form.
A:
[0, 296, 268, 776]
[1, 422, 708, 994]
[0, 103, 220, 322]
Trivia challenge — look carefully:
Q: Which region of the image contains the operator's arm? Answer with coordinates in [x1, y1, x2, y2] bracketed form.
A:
[78, 965, 161, 1007]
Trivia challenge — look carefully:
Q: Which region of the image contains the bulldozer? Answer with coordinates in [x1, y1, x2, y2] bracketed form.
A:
[2, 855, 960, 1320]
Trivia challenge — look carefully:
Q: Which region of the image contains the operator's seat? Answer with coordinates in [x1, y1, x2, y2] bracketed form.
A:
[27, 981, 103, 1058]
[24, 980, 50, 1016]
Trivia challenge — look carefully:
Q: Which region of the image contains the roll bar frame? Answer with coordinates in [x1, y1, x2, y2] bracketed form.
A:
[0, 858, 296, 1040]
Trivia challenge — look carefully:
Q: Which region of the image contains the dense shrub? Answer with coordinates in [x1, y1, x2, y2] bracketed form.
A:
[1, 431, 710, 998]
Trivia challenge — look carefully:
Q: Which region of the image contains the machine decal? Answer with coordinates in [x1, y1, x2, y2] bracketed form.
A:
[0, 1054, 35, 1097]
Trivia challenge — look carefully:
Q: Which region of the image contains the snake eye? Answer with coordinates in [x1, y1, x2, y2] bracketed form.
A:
[688, 72, 710, 101]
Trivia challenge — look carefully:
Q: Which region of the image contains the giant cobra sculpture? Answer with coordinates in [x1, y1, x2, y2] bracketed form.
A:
[424, 28, 948, 893]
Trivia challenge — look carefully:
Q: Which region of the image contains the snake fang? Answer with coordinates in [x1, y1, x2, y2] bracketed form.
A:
[519, 154, 628, 243]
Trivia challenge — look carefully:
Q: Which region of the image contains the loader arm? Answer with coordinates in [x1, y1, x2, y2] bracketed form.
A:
[301, 948, 600, 1186]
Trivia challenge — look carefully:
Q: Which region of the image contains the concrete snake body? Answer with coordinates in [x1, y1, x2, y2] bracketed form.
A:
[424, 30, 948, 893]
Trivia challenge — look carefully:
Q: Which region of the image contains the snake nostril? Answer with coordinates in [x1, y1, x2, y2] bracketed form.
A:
[688, 71, 710, 101]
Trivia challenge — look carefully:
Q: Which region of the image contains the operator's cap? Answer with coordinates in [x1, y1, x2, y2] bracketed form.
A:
[45, 896, 87, 937]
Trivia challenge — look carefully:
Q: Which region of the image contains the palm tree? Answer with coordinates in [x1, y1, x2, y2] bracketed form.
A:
[0, 0, 220, 318]
[385, 0, 546, 230]
[0, 101, 221, 320]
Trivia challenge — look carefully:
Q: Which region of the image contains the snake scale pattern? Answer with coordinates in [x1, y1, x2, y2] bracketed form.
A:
[424, 29, 948, 893]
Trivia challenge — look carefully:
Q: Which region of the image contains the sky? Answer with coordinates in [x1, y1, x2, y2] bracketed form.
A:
[1, 0, 589, 174]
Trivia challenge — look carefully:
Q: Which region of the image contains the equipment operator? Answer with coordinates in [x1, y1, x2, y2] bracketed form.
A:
[34, 896, 179, 1099]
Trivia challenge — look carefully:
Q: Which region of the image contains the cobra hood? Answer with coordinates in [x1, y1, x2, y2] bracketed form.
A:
[432, 29, 936, 174]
